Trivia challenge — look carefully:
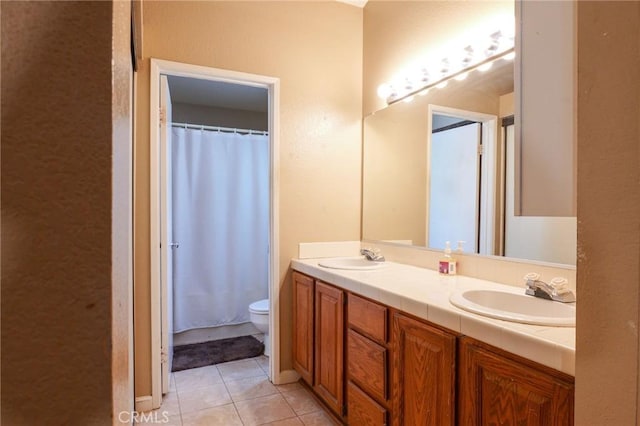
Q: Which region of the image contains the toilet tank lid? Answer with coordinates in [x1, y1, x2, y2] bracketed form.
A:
[249, 299, 269, 313]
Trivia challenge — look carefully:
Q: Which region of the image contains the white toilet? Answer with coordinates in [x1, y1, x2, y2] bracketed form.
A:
[249, 299, 270, 356]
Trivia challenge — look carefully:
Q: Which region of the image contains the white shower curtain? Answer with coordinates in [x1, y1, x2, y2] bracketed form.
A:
[171, 127, 269, 333]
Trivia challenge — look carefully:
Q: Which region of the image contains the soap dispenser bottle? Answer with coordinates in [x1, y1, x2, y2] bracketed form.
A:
[439, 241, 457, 275]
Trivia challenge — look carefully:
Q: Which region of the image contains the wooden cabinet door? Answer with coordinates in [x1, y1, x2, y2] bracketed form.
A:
[314, 281, 344, 416]
[458, 337, 574, 426]
[292, 272, 314, 385]
[392, 313, 456, 426]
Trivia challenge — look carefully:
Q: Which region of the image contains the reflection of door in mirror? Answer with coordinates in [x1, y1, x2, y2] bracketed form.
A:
[428, 117, 481, 252]
[426, 105, 498, 256]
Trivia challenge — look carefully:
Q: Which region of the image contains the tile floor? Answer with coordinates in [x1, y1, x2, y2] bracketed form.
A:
[136, 356, 339, 426]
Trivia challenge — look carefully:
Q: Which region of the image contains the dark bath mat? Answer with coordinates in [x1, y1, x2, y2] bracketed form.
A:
[172, 335, 264, 372]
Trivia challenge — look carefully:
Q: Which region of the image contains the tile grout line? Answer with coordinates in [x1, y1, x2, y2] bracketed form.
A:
[218, 365, 242, 425]
[230, 397, 247, 426]
[169, 357, 326, 426]
[171, 372, 185, 426]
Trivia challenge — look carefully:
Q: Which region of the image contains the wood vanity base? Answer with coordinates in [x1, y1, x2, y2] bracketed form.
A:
[292, 270, 574, 425]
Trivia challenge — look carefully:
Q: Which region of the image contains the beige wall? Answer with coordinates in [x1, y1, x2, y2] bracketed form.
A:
[575, 2, 640, 423]
[363, 99, 429, 245]
[1, 1, 132, 423]
[134, 1, 363, 396]
[499, 92, 514, 118]
[363, 0, 514, 115]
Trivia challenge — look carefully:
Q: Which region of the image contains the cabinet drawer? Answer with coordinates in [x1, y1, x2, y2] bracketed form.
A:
[347, 329, 387, 402]
[348, 293, 387, 343]
[348, 381, 387, 426]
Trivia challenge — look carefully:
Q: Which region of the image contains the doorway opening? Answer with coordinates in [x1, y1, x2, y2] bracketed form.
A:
[149, 59, 280, 409]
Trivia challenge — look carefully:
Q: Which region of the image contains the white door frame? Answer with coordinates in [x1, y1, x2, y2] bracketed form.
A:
[149, 58, 280, 408]
[426, 104, 498, 255]
[159, 75, 174, 395]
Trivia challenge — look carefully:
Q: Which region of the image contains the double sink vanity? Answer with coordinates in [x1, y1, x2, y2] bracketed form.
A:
[291, 255, 575, 425]
[293, 2, 578, 423]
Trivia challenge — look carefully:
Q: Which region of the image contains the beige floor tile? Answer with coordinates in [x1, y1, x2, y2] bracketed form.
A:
[169, 373, 177, 392]
[280, 388, 321, 416]
[181, 403, 243, 426]
[275, 382, 303, 393]
[160, 390, 181, 417]
[225, 375, 278, 402]
[217, 359, 266, 382]
[263, 417, 304, 425]
[234, 393, 296, 426]
[298, 410, 339, 426]
[256, 355, 270, 372]
[178, 383, 232, 414]
[174, 365, 223, 391]
[134, 412, 181, 425]
[165, 415, 183, 426]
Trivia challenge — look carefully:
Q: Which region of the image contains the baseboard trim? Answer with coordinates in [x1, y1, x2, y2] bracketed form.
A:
[275, 369, 300, 385]
[135, 395, 153, 413]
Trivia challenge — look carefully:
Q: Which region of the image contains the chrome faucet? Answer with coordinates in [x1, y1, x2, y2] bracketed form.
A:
[360, 248, 385, 262]
[524, 273, 575, 303]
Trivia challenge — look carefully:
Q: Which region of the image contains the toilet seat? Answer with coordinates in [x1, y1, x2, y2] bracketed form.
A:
[249, 299, 269, 314]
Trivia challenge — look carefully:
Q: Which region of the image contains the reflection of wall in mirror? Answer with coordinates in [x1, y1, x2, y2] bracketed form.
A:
[363, 100, 428, 245]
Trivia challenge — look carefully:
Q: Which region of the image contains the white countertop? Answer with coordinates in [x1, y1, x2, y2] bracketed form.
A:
[291, 257, 575, 376]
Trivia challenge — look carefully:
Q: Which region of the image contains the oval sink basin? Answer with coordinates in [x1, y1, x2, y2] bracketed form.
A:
[318, 257, 386, 271]
[450, 289, 575, 327]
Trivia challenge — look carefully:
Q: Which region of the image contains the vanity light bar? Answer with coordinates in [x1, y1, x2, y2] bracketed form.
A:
[378, 29, 515, 105]
[387, 47, 515, 105]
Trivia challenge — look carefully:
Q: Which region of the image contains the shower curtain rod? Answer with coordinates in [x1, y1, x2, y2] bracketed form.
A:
[172, 122, 269, 136]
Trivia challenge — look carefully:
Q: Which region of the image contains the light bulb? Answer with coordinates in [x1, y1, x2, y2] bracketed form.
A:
[455, 72, 469, 81]
[435, 81, 448, 89]
[418, 88, 431, 96]
[377, 83, 392, 100]
[461, 45, 475, 69]
[403, 95, 415, 103]
[503, 51, 516, 61]
[483, 32, 500, 56]
[440, 58, 450, 77]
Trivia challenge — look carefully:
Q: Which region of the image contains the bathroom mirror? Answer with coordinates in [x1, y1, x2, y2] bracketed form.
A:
[362, 3, 577, 266]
